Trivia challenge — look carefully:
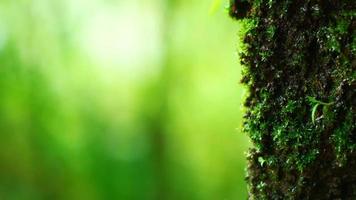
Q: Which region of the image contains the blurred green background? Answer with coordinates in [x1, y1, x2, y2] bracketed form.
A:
[0, 0, 249, 199]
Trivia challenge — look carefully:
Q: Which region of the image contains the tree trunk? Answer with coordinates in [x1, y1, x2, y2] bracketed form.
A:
[230, 0, 356, 199]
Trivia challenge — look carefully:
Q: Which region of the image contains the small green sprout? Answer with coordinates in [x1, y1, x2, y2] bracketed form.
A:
[307, 96, 334, 124]
[258, 156, 266, 166]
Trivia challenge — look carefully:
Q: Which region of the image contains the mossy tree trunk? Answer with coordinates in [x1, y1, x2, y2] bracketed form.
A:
[230, 0, 356, 199]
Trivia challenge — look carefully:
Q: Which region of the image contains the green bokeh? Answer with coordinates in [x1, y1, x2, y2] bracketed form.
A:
[0, 0, 249, 199]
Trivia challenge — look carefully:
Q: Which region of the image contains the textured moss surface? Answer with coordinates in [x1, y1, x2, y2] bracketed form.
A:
[230, 0, 356, 199]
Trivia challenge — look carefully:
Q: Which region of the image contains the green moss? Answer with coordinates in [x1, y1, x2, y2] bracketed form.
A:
[332, 111, 356, 166]
[351, 37, 356, 54]
[266, 25, 276, 40]
[335, 19, 350, 34]
[230, 0, 356, 198]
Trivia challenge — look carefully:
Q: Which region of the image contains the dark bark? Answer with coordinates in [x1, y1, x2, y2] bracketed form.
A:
[230, 0, 356, 199]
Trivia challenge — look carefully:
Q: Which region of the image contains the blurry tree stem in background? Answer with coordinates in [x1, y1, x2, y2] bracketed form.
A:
[230, 0, 356, 199]
[139, 1, 176, 199]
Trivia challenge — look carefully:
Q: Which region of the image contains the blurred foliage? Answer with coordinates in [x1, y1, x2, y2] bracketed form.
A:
[0, 0, 249, 199]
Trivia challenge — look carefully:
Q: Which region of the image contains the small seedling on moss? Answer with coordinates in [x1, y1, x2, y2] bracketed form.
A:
[258, 156, 266, 166]
[307, 96, 334, 124]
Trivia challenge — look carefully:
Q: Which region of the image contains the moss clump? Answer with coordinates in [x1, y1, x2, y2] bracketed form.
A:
[230, 0, 356, 199]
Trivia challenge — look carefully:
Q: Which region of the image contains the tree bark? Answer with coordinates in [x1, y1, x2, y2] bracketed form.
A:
[230, 0, 356, 199]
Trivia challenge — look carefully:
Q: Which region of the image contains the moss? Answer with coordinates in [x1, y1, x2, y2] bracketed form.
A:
[332, 111, 355, 166]
[266, 25, 276, 41]
[352, 37, 356, 54]
[230, 0, 356, 198]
